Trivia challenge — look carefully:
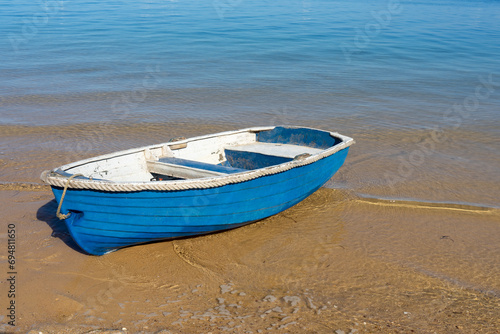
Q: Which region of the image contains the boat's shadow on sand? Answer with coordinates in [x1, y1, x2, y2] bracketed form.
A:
[36, 200, 88, 255]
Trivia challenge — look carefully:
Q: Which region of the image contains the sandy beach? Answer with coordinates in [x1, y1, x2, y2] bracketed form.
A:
[1, 122, 499, 333]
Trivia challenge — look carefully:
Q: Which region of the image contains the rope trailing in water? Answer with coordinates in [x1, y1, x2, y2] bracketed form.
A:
[56, 173, 83, 220]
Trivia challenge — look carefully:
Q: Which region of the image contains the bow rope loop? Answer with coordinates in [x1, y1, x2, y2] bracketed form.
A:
[56, 173, 83, 220]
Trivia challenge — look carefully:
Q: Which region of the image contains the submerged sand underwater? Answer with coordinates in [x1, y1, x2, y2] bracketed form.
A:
[0, 122, 499, 333]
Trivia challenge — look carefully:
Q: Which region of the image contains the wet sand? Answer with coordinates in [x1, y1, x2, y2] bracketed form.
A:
[1, 123, 499, 333]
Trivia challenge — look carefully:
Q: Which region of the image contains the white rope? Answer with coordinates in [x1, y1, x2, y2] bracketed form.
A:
[42, 142, 352, 193]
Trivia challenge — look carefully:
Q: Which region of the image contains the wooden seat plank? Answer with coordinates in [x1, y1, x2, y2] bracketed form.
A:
[147, 161, 225, 179]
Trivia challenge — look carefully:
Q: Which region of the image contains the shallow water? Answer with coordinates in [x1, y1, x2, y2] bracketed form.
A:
[1, 0, 499, 332]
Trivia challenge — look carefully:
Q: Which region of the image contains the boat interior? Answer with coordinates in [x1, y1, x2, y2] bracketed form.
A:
[61, 127, 343, 182]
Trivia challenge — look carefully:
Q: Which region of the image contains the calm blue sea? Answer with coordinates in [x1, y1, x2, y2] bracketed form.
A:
[0, 0, 499, 129]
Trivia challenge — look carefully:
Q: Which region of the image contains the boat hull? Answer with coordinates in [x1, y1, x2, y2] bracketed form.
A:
[51, 147, 350, 255]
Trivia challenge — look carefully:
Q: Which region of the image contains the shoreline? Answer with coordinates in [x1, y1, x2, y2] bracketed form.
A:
[1, 120, 499, 208]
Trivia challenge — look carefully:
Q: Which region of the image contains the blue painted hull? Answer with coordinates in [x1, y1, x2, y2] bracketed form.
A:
[51, 147, 350, 255]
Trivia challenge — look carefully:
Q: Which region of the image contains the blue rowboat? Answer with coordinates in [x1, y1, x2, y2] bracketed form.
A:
[41, 126, 354, 255]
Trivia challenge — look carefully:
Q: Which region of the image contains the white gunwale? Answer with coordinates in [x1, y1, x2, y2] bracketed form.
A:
[40, 126, 355, 192]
